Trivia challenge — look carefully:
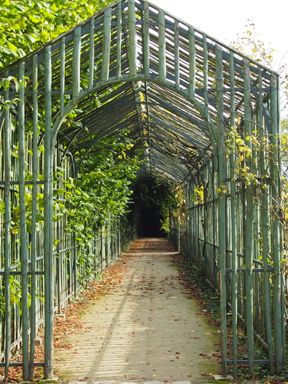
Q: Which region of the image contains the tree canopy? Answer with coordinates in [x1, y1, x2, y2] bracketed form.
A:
[0, 0, 113, 69]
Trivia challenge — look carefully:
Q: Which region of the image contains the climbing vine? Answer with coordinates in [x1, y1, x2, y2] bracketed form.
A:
[63, 131, 141, 279]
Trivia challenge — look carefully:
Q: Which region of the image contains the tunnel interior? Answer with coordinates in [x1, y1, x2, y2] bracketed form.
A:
[127, 176, 174, 239]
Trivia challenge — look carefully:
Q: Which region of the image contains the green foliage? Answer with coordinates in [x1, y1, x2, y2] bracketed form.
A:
[64, 131, 141, 277]
[225, 126, 268, 187]
[231, 21, 274, 67]
[0, 272, 33, 315]
[191, 185, 204, 204]
[0, 130, 140, 300]
[0, 0, 113, 69]
[224, 125, 288, 239]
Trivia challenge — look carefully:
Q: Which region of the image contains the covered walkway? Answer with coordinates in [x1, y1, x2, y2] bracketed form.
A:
[54, 238, 220, 382]
[0, 0, 284, 380]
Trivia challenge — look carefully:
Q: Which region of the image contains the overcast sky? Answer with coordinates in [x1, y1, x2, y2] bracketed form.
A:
[149, 0, 288, 71]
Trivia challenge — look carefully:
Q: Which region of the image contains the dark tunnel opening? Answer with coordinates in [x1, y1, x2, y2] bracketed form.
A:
[127, 175, 174, 239]
[138, 205, 164, 237]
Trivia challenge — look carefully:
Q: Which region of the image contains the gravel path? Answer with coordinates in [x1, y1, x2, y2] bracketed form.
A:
[54, 238, 220, 383]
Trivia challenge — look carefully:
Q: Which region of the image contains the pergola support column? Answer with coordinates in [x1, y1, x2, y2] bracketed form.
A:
[215, 45, 227, 376]
[270, 73, 282, 374]
[258, 68, 274, 373]
[4, 70, 11, 379]
[18, 62, 29, 381]
[229, 51, 238, 379]
[44, 46, 54, 379]
[244, 58, 254, 378]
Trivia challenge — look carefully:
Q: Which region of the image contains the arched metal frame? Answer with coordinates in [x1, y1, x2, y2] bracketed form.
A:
[0, 0, 284, 380]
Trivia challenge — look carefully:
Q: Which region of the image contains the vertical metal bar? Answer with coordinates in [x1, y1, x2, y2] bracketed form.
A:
[89, 18, 95, 88]
[117, 3, 122, 80]
[73, 27, 81, 102]
[111, 216, 114, 258]
[102, 8, 112, 83]
[101, 225, 105, 270]
[73, 232, 77, 297]
[203, 179, 207, 261]
[107, 215, 111, 266]
[243, 58, 254, 378]
[4, 70, 11, 379]
[190, 182, 194, 258]
[258, 68, 273, 373]
[18, 62, 29, 381]
[270, 72, 282, 374]
[29, 54, 38, 381]
[229, 51, 238, 378]
[56, 144, 60, 312]
[203, 35, 208, 116]
[44, 45, 53, 379]
[174, 20, 179, 89]
[278, 74, 286, 367]
[188, 27, 195, 98]
[60, 37, 65, 116]
[215, 45, 227, 376]
[128, 0, 137, 77]
[143, 1, 149, 78]
[212, 161, 216, 282]
[158, 10, 166, 82]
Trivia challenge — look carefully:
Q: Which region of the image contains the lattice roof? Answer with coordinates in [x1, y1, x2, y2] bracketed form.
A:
[0, 0, 278, 184]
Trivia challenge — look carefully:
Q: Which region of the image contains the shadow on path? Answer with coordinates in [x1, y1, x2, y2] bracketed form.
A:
[54, 238, 220, 382]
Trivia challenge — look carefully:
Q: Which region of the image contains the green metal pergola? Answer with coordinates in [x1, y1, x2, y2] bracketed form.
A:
[0, 0, 284, 380]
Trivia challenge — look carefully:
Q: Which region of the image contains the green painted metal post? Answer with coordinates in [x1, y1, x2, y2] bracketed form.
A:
[118, 217, 121, 255]
[18, 62, 29, 381]
[174, 20, 180, 89]
[258, 68, 273, 373]
[229, 51, 238, 378]
[89, 18, 95, 88]
[158, 10, 166, 82]
[73, 232, 77, 297]
[187, 183, 191, 258]
[278, 73, 286, 367]
[102, 8, 112, 83]
[73, 27, 81, 102]
[60, 37, 65, 116]
[143, 1, 149, 78]
[188, 27, 195, 99]
[117, 2, 122, 80]
[243, 58, 254, 378]
[4, 70, 11, 379]
[270, 73, 282, 374]
[44, 46, 53, 379]
[191, 183, 196, 262]
[128, 0, 137, 77]
[216, 45, 227, 376]
[203, 35, 208, 116]
[29, 54, 38, 380]
[101, 225, 105, 270]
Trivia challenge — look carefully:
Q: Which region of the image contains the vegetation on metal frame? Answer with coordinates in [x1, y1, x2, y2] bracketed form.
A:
[227, 22, 288, 233]
[63, 131, 142, 281]
[1, 0, 288, 315]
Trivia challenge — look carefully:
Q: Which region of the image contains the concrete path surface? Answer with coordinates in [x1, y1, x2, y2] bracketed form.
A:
[54, 238, 220, 383]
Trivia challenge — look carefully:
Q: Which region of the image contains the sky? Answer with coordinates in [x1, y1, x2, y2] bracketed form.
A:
[149, 0, 288, 71]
